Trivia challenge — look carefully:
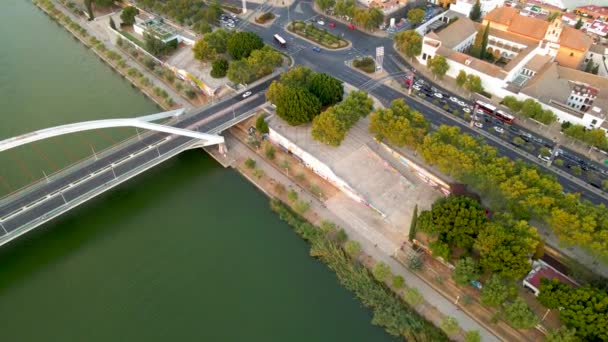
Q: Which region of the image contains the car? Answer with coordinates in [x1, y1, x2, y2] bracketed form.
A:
[348, 24, 355, 30]
[312, 46, 321, 52]
[434, 92, 443, 98]
[317, 20, 325, 25]
[329, 22, 336, 28]
[242, 91, 252, 98]
[449, 96, 458, 102]
[463, 107, 471, 113]
[413, 85, 421, 91]
[457, 100, 467, 107]
[494, 126, 505, 133]
[508, 125, 519, 133]
[474, 121, 483, 128]
[538, 154, 551, 162]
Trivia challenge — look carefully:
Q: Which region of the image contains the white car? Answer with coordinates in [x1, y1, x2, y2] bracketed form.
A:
[463, 107, 471, 113]
[433, 92, 443, 99]
[413, 85, 421, 91]
[538, 154, 551, 162]
[317, 20, 325, 25]
[494, 126, 505, 134]
[458, 100, 467, 107]
[474, 121, 483, 128]
[449, 96, 458, 102]
[242, 91, 252, 98]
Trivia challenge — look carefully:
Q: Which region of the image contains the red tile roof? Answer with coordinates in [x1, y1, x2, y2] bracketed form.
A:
[526, 265, 578, 290]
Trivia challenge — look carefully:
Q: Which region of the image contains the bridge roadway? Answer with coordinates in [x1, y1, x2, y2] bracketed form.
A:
[0, 76, 277, 242]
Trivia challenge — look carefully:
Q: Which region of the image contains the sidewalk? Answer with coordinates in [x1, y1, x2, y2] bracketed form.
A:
[222, 129, 500, 342]
[404, 54, 607, 164]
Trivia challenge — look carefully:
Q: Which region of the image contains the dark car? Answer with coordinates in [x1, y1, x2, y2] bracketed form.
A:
[312, 46, 321, 52]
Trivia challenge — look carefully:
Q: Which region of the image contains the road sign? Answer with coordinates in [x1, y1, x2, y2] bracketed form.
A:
[376, 46, 384, 73]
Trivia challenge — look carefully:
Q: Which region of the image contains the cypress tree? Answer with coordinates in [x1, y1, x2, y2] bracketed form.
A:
[408, 204, 418, 242]
[109, 17, 116, 30]
[469, 0, 481, 21]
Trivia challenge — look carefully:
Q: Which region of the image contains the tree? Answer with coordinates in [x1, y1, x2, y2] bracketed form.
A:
[280, 66, 314, 88]
[267, 82, 322, 125]
[465, 330, 481, 342]
[427, 55, 450, 80]
[210, 58, 228, 78]
[575, 18, 583, 30]
[464, 74, 483, 94]
[456, 70, 467, 88]
[333, 0, 356, 18]
[369, 7, 385, 29]
[311, 108, 347, 146]
[369, 98, 429, 148]
[307, 73, 344, 106]
[480, 274, 513, 307]
[469, 0, 481, 21]
[144, 33, 174, 57]
[109, 17, 116, 30]
[316, 0, 336, 11]
[504, 298, 539, 329]
[246, 46, 283, 79]
[452, 257, 480, 286]
[392, 275, 405, 289]
[475, 218, 539, 279]
[120, 6, 139, 26]
[372, 262, 391, 282]
[409, 204, 418, 241]
[546, 327, 578, 342]
[407, 8, 425, 26]
[255, 115, 269, 134]
[394, 30, 422, 60]
[227, 31, 264, 60]
[227, 60, 254, 84]
[193, 39, 217, 62]
[95, 0, 114, 6]
[344, 240, 362, 257]
[353, 8, 371, 30]
[403, 288, 424, 306]
[428, 240, 451, 260]
[204, 29, 231, 53]
[417, 196, 487, 251]
[84, 0, 94, 20]
[501, 96, 523, 112]
[547, 12, 561, 22]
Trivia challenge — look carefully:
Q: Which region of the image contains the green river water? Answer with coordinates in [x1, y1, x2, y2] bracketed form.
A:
[0, 1, 397, 341]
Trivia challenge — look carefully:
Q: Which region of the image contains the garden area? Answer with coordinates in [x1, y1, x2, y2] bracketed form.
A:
[352, 57, 376, 73]
[255, 12, 275, 24]
[287, 21, 348, 49]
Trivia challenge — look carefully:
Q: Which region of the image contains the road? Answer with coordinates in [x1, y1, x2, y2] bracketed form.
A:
[0, 76, 277, 235]
[236, 0, 608, 206]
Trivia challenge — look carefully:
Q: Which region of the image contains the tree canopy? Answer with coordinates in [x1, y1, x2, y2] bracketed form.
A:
[504, 298, 539, 329]
[368, 98, 429, 148]
[480, 274, 514, 307]
[315, 0, 336, 11]
[307, 73, 344, 106]
[427, 55, 449, 80]
[227, 31, 264, 60]
[407, 8, 425, 25]
[452, 257, 480, 286]
[469, 0, 481, 21]
[267, 81, 322, 125]
[193, 38, 217, 62]
[204, 28, 232, 54]
[394, 30, 422, 59]
[120, 6, 139, 26]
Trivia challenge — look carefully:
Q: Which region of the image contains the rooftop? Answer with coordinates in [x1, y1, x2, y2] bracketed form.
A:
[438, 46, 509, 79]
[576, 5, 608, 16]
[434, 17, 479, 49]
[524, 54, 553, 72]
[524, 260, 579, 292]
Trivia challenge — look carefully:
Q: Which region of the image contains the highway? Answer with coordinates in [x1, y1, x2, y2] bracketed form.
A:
[0, 76, 276, 235]
[237, 1, 608, 206]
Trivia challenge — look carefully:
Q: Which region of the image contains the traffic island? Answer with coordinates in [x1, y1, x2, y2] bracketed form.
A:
[287, 21, 349, 49]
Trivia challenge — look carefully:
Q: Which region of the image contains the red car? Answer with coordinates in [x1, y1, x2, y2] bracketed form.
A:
[329, 22, 336, 28]
[348, 24, 355, 30]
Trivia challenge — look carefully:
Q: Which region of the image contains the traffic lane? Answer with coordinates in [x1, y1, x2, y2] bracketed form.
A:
[371, 84, 608, 205]
[2, 195, 66, 233]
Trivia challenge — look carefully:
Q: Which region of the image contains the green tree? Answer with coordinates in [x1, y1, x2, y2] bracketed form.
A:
[369, 7, 385, 29]
[333, 0, 356, 18]
[372, 262, 391, 282]
[144, 33, 174, 57]
[480, 274, 512, 307]
[369, 98, 429, 148]
[409, 204, 418, 241]
[456, 70, 467, 88]
[311, 108, 347, 146]
[95, 0, 114, 6]
[392, 275, 405, 289]
[427, 55, 450, 80]
[344, 240, 362, 257]
[280, 66, 314, 88]
[504, 298, 539, 329]
[469, 0, 481, 21]
[465, 330, 481, 342]
[353, 8, 371, 29]
[403, 287, 424, 306]
[394, 30, 422, 60]
[407, 8, 425, 25]
[501, 96, 523, 112]
[546, 327, 578, 342]
[547, 11, 561, 22]
[193, 38, 217, 62]
[267, 81, 322, 125]
[575, 18, 583, 29]
[109, 17, 116, 30]
[227, 31, 264, 60]
[204, 28, 231, 53]
[418, 196, 487, 251]
[464, 74, 483, 93]
[441, 316, 460, 335]
[453, 257, 480, 286]
[475, 218, 539, 279]
[307, 73, 344, 106]
[226, 59, 254, 84]
[255, 115, 269, 134]
[246, 46, 283, 79]
[120, 6, 139, 26]
[316, 0, 336, 11]
[210, 58, 228, 78]
[428, 240, 451, 260]
[84, 0, 94, 20]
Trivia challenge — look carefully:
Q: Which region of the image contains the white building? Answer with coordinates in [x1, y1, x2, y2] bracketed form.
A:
[449, 0, 505, 18]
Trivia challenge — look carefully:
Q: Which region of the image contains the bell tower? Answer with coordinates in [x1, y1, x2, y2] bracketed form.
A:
[544, 17, 563, 43]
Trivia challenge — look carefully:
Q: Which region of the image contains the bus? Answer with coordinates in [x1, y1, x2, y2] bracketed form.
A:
[273, 34, 286, 48]
[474, 101, 515, 124]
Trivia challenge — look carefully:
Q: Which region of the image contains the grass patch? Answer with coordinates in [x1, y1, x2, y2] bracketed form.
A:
[287, 20, 348, 49]
[255, 12, 275, 24]
[120, 30, 146, 49]
[352, 57, 376, 73]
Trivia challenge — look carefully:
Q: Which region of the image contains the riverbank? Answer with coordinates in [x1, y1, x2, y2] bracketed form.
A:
[32, 0, 176, 110]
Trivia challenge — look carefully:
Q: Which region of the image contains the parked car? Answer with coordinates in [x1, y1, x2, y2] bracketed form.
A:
[457, 100, 467, 107]
[433, 92, 443, 99]
[413, 85, 421, 91]
[242, 91, 252, 98]
[463, 107, 471, 113]
[317, 20, 325, 25]
[449, 96, 458, 102]
[538, 154, 551, 162]
[474, 121, 483, 128]
[329, 22, 336, 28]
[494, 126, 505, 134]
[348, 24, 355, 30]
[312, 46, 321, 52]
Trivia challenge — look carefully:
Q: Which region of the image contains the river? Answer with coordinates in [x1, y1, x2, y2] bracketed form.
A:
[0, 1, 396, 341]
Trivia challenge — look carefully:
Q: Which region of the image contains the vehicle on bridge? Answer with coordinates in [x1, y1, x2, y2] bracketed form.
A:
[273, 34, 287, 48]
[475, 100, 515, 124]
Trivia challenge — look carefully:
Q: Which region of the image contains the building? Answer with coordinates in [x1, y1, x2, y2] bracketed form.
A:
[133, 16, 196, 46]
[449, 0, 506, 18]
[523, 260, 579, 296]
[584, 44, 608, 77]
[575, 5, 608, 20]
[582, 19, 608, 39]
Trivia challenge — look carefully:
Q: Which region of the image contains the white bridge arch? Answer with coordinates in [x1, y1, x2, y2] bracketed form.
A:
[0, 109, 224, 152]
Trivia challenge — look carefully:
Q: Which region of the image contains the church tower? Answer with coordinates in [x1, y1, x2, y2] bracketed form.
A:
[544, 17, 563, 43]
